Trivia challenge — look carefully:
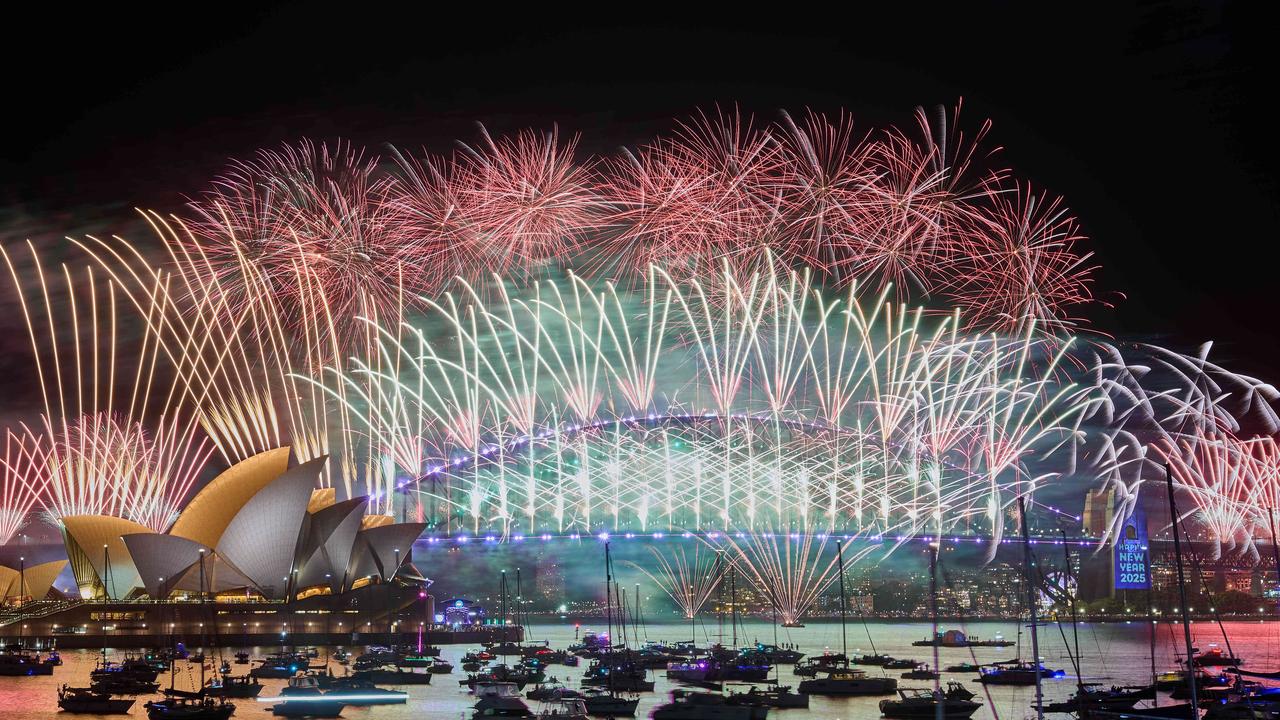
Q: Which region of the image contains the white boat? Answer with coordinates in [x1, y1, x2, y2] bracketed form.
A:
[797, 666, 897, 695]
[536, 697, 589, 720]
[474, 681, 533, 718]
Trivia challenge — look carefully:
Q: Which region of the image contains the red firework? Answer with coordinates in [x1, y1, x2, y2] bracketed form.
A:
[189, 140, 414, 334]
[942, 186, 1098, 335]
[384, 125, 602, 286]
[600, 107, 785, 283]
[771, 108, 879, 274]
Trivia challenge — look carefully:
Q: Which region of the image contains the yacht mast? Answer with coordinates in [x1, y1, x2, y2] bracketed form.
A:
[1018, 496, 1044, 720]
[1165, 464, 1199, 716]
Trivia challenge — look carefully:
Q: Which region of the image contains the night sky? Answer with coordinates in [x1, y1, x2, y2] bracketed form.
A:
[2, 2, 1277, 384]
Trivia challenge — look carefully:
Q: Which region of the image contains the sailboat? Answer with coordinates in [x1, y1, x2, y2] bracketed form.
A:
[144, 551, 236, 720]
[582, 543, 641, 717]
[798, 540, 896, 696]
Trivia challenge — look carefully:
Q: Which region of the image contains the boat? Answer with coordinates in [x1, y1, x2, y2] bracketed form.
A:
[850, 653, 891, 666]
[428, 658, 454, 673]
[798, 666, 898, 696]
[750, 644, 804, 665]
[57, 685, 136, 714]
[91, 656, 162, 683]
[901, 664, 941, 680]
[1042, 683, 1156, 714]
[0, 648, 56, 676]
[1155, 668, 1232, 695]
[879, 684, 981, 719]
[350, 666, 434, 684]
[526, 682, 580, 701]
[911, 629, 1014, 648]
[233, 652, 250, 665]
[1191, 645, 1243, 667]
[726, 684, 809, 709]
[143, 693, 236, 720]
[534, 697, 589, 720]
[788, 658, 827, 678]
[271, 673, 347, 717]
[580, 688, 640, 715]
[651, 689, 762, 719]
[975, 661, 1064, 685]
[91, 674, 162, 695]
[944, 663, 982, 673]
[250, 651, 317, 679]
[320, 676, 408, 705]
[474, 681, 535, 717]
[884, 657, 919, 669]
[205, 674, 263, 698]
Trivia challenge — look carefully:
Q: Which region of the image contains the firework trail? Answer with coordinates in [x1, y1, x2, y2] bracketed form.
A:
[627, 545, 724, 620]
[0, 243, 209, 530]
[0, 430, 49, 544]
[320, 259, 1086, 546]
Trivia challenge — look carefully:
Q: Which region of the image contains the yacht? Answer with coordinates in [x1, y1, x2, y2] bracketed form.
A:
[205, 674, 263, 698]
[272, 674, 346, 718]
[798, 666, 897, 696]
[143, 693, 236, 720]
[879, 684, 981, 719]
[535, 697, 589, 720]
[652, 689, 764, 719]
[581, 688, 640, 716]
[726, 684, 809, 709]
[975, 661, 1064, 685]
[474, 681, 534, 718]
[57, 685, 136, 714]
[1042, 683, 1155, 714]
[0, 647, 55, 676]
[321, 676, 409, 705]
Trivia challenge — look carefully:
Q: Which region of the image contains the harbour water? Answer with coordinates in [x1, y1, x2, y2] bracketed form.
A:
[3, 619, 1278, 719]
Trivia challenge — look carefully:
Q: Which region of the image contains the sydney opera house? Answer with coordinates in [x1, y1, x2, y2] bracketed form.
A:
[0, 449, 456, 648]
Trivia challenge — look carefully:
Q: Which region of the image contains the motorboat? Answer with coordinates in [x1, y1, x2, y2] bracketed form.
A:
[1042, 683, 1156, 714]
[901, 664, 941, 680]
[143, 693, 236, 720]
[0, 648, 55, 676]
[272, 674, 346, 718]
[91, 656, 161, 683]
[793, 653, 851, 676]
[850, 653, 891, 666]
[91, 674, 162, 695]
[350, 665, 434, 684]
[205, 674, 263, 698]
[879, 684, 982, 719]
[534, 697, 589, 720]
[652, 689, 763, 719]
[726, 684, 809, 709]
[798, 666, 898, 696]
[581, 688, 640, 716]
[749, 644, 804, 664]
[320, 676, 408, 705]
[57, 685, 136, 714]
[233, 652, 250, 665]
[1191, 645, 1243, 667]
[884, 657, 919, 670]
[975, 661, 1064, 685]
[526, 682, 581, 701]
[474, 681, 535, 717]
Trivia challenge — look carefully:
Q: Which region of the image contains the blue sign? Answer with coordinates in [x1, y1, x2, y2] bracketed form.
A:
[1114, 510, 1151, 590]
